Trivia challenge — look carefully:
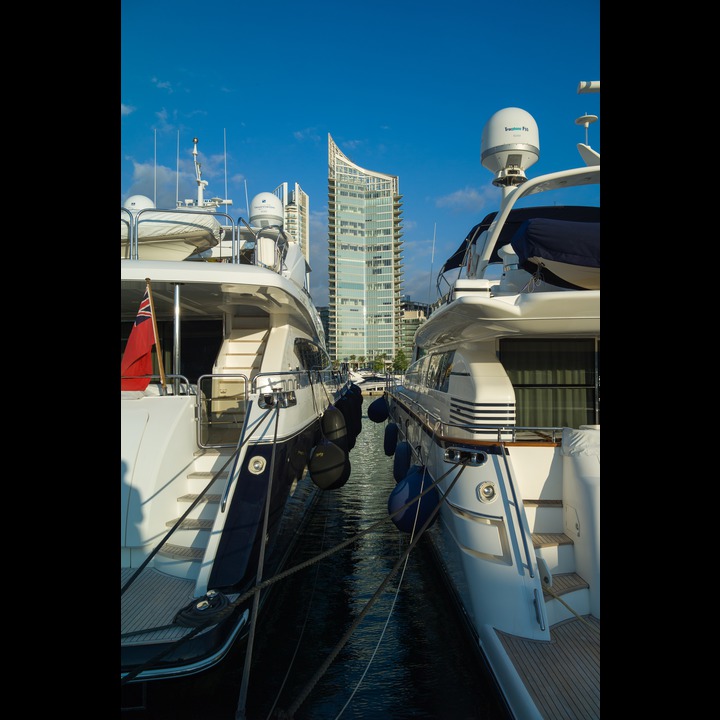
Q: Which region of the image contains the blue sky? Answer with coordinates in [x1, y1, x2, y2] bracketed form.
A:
[121, 0, 600, 308]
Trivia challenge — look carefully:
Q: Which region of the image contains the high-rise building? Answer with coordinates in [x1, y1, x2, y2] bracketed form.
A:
[327, 134, 403, 365]
[399, 297, 429, 365]
[317, 306, 330, 351]
[273, 181, 310, 266]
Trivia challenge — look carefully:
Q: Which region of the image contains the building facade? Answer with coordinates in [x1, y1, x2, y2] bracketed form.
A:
[273, 181, 310, 266]
[399, 297, 429, 365]
[317, 306, 330, 352]
[327, 134, 403, 365]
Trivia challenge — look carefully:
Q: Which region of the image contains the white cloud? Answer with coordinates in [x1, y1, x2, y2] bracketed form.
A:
[293, 128, 321, 143]
[435, 185, 495, 213]
[151, 77, 174, 92]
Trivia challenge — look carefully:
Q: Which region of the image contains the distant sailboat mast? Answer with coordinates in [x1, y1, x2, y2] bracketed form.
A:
[175, 131, 180, 208]
[153, 129, 157, 206]
[427, 223, 436, 305]
[224, 128, 229, 226]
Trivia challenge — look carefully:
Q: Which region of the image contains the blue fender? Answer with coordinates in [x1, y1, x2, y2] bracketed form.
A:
[367, 395, 389, 423]
[383, 422, 399, 456]
[393, 441, 412, 482]
[388, 465, 440, 533]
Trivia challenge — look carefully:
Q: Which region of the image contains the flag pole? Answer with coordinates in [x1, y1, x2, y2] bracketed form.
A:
[145, 278, 167, 390]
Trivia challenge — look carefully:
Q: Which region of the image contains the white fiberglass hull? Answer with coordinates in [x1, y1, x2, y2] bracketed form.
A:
[416, 286, 600, 350]
[386, 87, 601, 719]
[121, 249, 357, 684]
[383, 387, 600, 720]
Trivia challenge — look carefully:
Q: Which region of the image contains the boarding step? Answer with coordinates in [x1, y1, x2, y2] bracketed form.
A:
[195, 447, 223, 457]
[531, 531, 573, 549]
[204, 425, 244, 445]
[543, 572, 591, 625]
[165, 518, 214, 530]
[209, 410, 246, 422]
[212, 328, 268, 412]
[177, 493, 222, 504]
[157, 543, 205, 561]
[191, 448, 235, 467]
[524, 499, 562, 534]
[187, 471, 229, 482]
[532, 532, 575, 575]
[543, 571, 588, 600]
[525, 499, 562, 509]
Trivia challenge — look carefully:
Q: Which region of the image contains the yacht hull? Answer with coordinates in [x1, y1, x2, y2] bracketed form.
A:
[121, 222, 361, 686]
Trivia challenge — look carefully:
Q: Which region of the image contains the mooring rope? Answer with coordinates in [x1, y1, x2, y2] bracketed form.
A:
[541, 584, 600, 635]
[121, 446, 409, 684]
[121, 403, 277, 599]
[263, 491, 332, 720]
[122, 414, 461, 696]
[121, 405, 276, 683]
[120, 448, 238, 599]
[235, 401, 282, 719]
[331, 442, 440, 719]
[276, 460, 469, 718]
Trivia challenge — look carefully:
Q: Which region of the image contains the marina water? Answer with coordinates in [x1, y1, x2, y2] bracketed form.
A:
[124, 411, 509, 719]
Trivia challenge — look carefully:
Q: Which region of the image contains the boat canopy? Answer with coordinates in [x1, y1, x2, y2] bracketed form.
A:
[439, 205, 600, 274]
[511, 217, 600, 289]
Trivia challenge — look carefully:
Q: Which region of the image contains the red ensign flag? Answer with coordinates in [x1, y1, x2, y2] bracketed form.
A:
[121, 288, 155, 390]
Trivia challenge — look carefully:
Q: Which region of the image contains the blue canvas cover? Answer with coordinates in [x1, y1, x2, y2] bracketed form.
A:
[510, 218, 600, 289]
[440, 206, 600, 274]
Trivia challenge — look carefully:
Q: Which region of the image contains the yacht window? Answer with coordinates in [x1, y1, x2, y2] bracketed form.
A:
[294, 339, 330, 372]
[499, 338, 599, 428]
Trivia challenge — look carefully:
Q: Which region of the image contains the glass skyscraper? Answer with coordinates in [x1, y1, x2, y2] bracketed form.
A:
[273, 181, 310, 263]
[327, 134, 403, 365]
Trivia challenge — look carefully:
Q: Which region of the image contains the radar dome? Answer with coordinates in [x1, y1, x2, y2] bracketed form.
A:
[123, 195, 156, 212]
[481, 108, 539, 184]
[249, 192, 284, 228]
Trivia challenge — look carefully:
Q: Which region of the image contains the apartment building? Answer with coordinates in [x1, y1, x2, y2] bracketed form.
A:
[327, 134, 403, 365]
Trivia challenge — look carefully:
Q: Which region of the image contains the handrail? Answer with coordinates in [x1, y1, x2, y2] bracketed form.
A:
[391, 387, 564, 442]
[196, 372, 249, 449]
[124, 206, 236, 261]
[196, 368, 341, 449]
[237, 218, 290, 271]
[252, 367, 339, 393]
[120, 374, 195, 395]
[121, 207, 133, 252]
[389, 385, 549, 629]
[120, 204, 302, 271]
[498, 443, 535, 580]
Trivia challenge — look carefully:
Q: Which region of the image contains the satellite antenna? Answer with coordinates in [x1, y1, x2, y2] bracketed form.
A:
[575, 114, 598, 145]
[575, 113, 599, 166]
